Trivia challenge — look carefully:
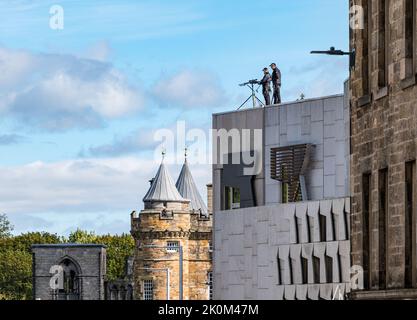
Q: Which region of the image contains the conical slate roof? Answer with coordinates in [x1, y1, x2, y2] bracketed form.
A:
[176, 158, 208, 215]
[143, 159, 186, 203]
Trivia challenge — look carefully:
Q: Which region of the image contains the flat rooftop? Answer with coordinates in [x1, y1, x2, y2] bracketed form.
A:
[213, 93, 343, 117]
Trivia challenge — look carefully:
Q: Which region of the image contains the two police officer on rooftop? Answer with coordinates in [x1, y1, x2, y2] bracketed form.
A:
[258, 63, 281, 106]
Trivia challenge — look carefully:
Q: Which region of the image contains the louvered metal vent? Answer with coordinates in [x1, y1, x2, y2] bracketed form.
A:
[270, 143, 313, 202]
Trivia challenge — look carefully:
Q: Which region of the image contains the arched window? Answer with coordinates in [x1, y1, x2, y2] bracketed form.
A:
[53, 258, 81, 300]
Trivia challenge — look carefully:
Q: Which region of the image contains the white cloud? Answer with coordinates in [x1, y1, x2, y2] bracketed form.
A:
[0, 46, 144, 131]
[152, 69, 227, 108]
[0, 157, 211, 234]
[284, 58, 348, 101]
[0, 158, 152, 214]
[85, 128, 160, 157]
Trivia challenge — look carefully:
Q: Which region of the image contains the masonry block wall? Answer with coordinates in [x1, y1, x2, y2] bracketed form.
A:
[131, 210, 212, 300]
[212, 108, 265, 212]
[350, 0, 417, 297]
[264, 95, 350, 205]
[212, 93, 350, 211]
[213, 198, 351, 300]
[32, 245, 106, 300]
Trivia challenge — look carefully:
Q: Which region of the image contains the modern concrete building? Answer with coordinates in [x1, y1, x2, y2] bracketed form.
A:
[212, 91, 352, 300]
[349, 0, 417, 299]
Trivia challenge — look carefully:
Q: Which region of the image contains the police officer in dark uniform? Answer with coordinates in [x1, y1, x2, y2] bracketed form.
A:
[270, 63, 281, 104]
[258, 67, 272, 106]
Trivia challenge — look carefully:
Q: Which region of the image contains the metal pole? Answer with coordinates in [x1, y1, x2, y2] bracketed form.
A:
[140, 245, 184, 301]
[179, 246, 183, 301]
[251, 84, 256, 108]
[166, 268, 170, 301]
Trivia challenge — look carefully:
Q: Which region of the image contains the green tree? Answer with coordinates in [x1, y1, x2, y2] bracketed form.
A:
[0, 249, 32, 300]
[0, 228, 135, 299]
[0, 232, 62, 300]
[67, 230, 134, 281]
[0, 232, 62, 253]
[96, 234, 135, 281]
[67, 229, 97, 243]
[0, 214, 13, 239]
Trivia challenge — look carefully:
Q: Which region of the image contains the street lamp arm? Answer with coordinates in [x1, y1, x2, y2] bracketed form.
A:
[310, 47, 353, 56]
[310, 47, 356, 69]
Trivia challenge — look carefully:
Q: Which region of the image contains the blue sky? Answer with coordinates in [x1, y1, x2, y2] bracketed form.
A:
[0, 0, 349, 235]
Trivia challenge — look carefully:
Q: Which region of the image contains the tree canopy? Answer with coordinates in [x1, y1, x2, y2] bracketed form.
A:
[0, 213, 13, 239]
[0, 215, 134, 300]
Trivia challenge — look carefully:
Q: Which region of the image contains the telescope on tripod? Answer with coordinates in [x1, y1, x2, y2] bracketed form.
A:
[237, 79, 265, 110]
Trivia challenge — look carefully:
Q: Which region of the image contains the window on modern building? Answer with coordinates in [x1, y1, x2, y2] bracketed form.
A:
[301, 256, 309, 284]
[225, 186, 241, 210]
[319, 214, 327, 242]
[277, 257, 282, 285]
[362, 173, 372, 290]
[405, 0, 416, 78]
[377, 0, 388, 88]
[288, 257, 294, 284]
[271, 144, 313, 203]
[378, 168, 388, 289]
[207, 272, 213, 300]
[313, 256, 321, 284]
[325, 256, 333, 283]
[143, 279, 154, 300]
[405, 161, 416, 288]
[166, 241, 180, 253]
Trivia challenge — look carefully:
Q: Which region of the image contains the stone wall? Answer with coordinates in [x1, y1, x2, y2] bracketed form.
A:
[350, 0, 417, 294]
[131, 210, 212, 300]
[32, 245, 106, 300]
[213, 198, 351, 300]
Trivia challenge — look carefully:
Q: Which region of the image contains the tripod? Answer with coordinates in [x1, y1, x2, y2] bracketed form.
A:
[237, 79, 265, 110]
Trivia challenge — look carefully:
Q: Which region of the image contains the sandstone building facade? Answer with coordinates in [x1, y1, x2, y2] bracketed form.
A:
[131, 156, 212, 300]
[350, 0, 417, 299]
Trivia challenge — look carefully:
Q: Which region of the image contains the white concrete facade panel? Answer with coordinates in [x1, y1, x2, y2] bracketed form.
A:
[213, 198, 351, 300]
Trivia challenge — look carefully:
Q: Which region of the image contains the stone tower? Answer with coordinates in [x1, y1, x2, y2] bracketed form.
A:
[131, 156, 212, 300]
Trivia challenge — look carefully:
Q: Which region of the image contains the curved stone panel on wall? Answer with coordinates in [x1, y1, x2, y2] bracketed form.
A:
[213, 198, 351, 300]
